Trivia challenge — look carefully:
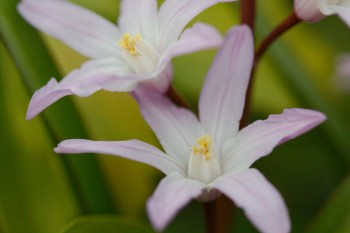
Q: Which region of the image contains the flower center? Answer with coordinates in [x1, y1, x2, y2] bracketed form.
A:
[191, 134, 213, 160]
[118, 33, 142, 56]
[118, 33, 160, 74]
[188, 135, 222, 184]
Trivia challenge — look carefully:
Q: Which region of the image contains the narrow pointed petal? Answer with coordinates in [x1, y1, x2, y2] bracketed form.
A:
[147, 172, 206, 231]
[158, 0, 235, 50]
[26, 58, 139, 120]
[118, 0, 158, 44]
[18, 0, 121, 59]
[222, 109, 326, 173]
[156, 23, 223, 75]
[55, 139, 185, 175]
[134, 89, 204, 168]
[331, 5, 350, 28]
[199, 26, 254, 146]
[212, 169, 290, 233]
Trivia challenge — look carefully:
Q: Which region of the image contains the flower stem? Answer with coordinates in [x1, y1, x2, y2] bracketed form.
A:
[240, 0, 256, 33]
[241, 11, 301, 128]
[255, 11, 301, 63]
[204, 197, 234, 233]
[166, 85, 192, 109]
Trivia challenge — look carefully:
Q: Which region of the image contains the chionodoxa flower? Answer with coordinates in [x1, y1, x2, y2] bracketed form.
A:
[295, 0, 350, 25]
[18, 0, 234, 120]
[55, 26, 326, 232]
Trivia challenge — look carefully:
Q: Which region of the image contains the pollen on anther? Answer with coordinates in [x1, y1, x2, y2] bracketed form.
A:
[118, 33, 142, 56]
[191, 134, 213, 160]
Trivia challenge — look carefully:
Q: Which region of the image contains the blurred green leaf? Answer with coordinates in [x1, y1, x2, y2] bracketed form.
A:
[306, 174, 350, 233]
[59, 216, 154, 233]
[0, 43, 80, 233]
[0, 0, 115, 214]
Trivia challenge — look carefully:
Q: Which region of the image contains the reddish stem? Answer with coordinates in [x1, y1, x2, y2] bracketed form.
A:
[165, 85, 191, 109]
[241, 11, 301, 128]
[255, 11, 301, 63]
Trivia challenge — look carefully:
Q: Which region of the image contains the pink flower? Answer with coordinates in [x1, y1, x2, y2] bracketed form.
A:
[295, 0, 350, 25]
[18, 0, 232, 120]
[54, 26, 326, 232]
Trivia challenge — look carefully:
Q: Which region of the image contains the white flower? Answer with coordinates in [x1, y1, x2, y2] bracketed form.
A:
[18, 0, 232, 119]
[54, 26, 326, 232]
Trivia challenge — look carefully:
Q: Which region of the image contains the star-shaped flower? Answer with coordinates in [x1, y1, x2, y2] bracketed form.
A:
[295, 0, 350, 25]
[54, 26, 326, 232]
[19, 0, 232, 119]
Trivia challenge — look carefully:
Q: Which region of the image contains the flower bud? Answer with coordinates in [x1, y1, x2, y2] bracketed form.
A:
[294, 0, 326, 22]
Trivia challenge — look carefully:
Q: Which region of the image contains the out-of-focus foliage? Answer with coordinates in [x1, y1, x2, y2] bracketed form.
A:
[0, 0, 350, 232]
[58, 216, 154, 233]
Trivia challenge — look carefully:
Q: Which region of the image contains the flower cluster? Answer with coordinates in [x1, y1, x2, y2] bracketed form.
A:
[19, 0, 328, 232]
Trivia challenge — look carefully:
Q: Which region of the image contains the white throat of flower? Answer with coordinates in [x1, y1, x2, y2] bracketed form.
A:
[118, 33, 160, 74]
[188, 135, 222, 184]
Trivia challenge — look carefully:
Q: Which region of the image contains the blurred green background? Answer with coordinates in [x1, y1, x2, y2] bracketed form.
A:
[1, 0, 350, 232]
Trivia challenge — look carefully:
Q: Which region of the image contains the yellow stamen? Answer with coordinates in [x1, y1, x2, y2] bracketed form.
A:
[191, 135, 213, 160]
[118, 33, 142, 56]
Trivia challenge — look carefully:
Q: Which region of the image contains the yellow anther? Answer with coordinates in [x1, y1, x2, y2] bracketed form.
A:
[118, 33, 142, 56]
[191, 135, 213, 160]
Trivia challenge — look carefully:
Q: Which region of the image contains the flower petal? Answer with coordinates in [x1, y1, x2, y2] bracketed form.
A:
[55, 139, 185, 175]
[18, 0, 121, 58]
[147, 172, 206, 231]
[158, 0, 234, 50]
[199, 25, 254, 147]
[134, 88, 204, 168]
[211, 169, 290, 233]
[118, 0, 158, 44]
[26, 58, 139, 120]
[222, 108, 326, 174]
[139, 64, 173, 93]
[156, 23, 223, 74]
[330, 5, 350, 28]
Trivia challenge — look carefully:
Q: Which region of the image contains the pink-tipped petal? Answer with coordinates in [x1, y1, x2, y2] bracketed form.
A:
[212, 169, 290, 233]
[222, 108, 326, 174]
[199, 25, 254, 146]
[118, 0, 158, 44]
[158, 0, 234, 50]
[26, 58, 139, 120]
[18, 0, 121, 59]
[147, 172, 206, 231]
[55, 139, 184, 175]
[134, 89, 204, 168]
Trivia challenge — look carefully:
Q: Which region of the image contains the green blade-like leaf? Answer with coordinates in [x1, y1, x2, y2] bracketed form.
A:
[306, 174, 350, 233]
[59, 216, 154, 233]
[0, 0, 115, 214]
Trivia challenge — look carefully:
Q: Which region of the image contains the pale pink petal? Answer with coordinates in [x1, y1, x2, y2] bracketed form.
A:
[333, 55, 350, 92]
[199, 26, 254, 147]
[222, 108, 326, 174]
[55, 139, 185, 175]
[147, 172, 206, 231]
[330, 5, 350, 28]
[212, 169, 290, 233]
[134, 88, 204, 168]
[26, 58, 139, 120]
[18, 0, 121, 59]
[158, 0, 234, 50]
[156, 23, 223, 74]
[118, 0, 158, 44]
[139, 64, 173, 93]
